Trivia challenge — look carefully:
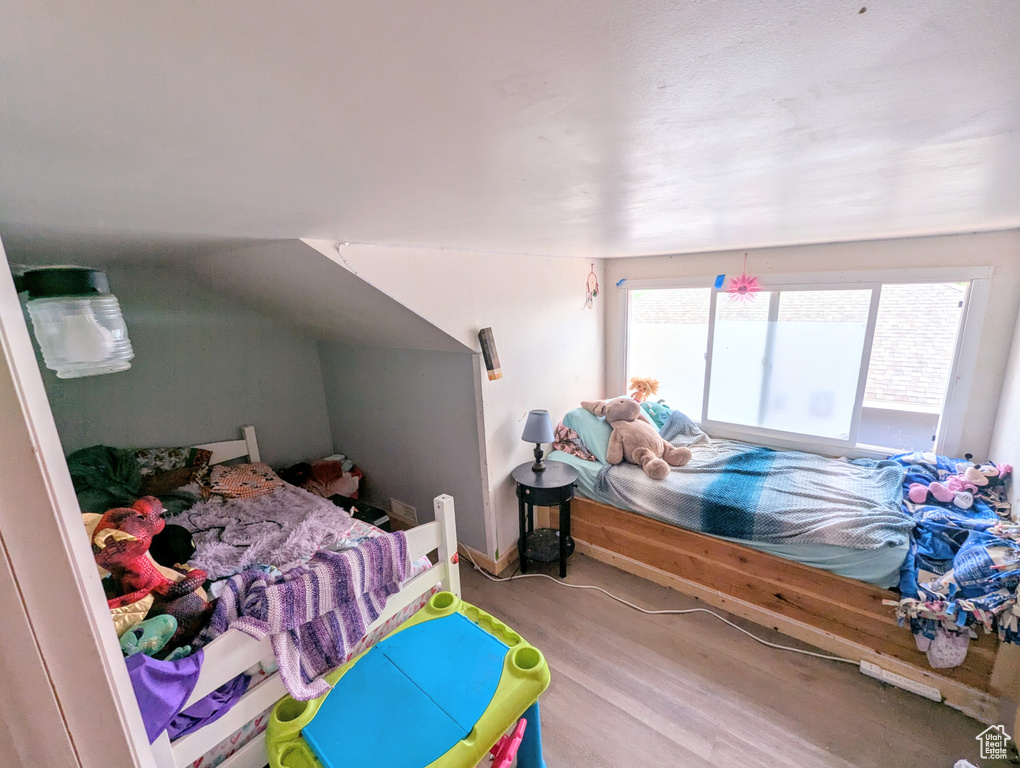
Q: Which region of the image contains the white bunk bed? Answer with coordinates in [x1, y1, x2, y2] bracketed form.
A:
[138, 427, 462, 768]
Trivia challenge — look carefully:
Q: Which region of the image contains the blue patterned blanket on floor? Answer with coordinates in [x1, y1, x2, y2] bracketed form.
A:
[593, 409, 912, 550]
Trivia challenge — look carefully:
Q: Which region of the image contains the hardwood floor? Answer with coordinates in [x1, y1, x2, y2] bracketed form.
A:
[461, 554, 1007, 767]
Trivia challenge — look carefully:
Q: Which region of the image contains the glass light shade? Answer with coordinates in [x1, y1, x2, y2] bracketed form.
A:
[22, 267, 134, 379]
[521, 409, 554, 444]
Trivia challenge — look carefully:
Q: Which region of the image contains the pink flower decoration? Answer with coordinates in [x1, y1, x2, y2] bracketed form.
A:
[726, 254, 761, 304]
[726, 271, 761, 303]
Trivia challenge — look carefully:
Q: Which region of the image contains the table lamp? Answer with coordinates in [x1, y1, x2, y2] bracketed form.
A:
[521, 410, 554, 472]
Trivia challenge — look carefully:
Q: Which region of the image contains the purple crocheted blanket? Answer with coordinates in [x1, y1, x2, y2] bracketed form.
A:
[197, 531, 409, 700]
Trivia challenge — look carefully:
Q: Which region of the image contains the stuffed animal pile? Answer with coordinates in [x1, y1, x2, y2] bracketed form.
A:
[906, 459, 1012, 514]
[87, 496, 212, 659]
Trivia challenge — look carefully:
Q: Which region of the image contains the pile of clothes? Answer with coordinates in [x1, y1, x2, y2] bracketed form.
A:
[890, 451, 1016, 668]
[71, 446, 403, 746]
[68, 444, 208, 516]
[70, 444, 296, 658]
[280, 453, 363, 499]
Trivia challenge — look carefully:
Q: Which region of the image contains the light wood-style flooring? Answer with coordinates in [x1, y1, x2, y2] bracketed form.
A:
[461, 554, 1006, 767]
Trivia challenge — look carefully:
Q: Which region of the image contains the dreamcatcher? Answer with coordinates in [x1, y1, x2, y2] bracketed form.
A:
[585, 263, 599, 309]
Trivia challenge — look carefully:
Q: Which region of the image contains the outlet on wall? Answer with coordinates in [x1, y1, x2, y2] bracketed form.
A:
[389, 498, 419, 526]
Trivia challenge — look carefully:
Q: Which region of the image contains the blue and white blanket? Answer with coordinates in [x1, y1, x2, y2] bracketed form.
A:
[593, 409, 912, 550]
[888, 451, 1019, 643]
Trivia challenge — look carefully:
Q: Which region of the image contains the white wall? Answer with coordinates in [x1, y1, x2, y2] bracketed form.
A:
[0, 534, 78, 768]
[1, 238, 154, 768]
[990, 299, 1020, 509]
[606, 230, 1020, 458]
[318, 342, 488, 550]
[307, 241, 606, 560]
[30, 263, 334, 466]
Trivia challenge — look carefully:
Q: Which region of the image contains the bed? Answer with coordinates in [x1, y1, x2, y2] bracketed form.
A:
[548, 405, 1011, 722]
[106, 427, 464, 768]
[550, 450, 910, 588]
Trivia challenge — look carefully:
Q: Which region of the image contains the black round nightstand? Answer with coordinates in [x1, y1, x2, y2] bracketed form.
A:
[512, 461, 579, 577]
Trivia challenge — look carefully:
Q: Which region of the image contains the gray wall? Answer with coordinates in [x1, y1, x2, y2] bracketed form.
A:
[318, 342, 487, 551]
[34, 264, 334, 466]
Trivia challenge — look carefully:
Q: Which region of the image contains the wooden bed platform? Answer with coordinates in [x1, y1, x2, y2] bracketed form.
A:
[567, 496, 1018, 723]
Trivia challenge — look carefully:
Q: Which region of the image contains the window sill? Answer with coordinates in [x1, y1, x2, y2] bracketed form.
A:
[698, 421, 901, 460]
[862, 400, 942, 416]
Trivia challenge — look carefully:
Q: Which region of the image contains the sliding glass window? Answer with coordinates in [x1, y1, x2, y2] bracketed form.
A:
[625, 276, 974, 453]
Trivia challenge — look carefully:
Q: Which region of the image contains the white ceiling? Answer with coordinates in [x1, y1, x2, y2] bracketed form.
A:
[0, 1, 1017, 258]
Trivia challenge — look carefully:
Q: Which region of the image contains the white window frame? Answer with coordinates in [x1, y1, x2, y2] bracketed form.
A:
[622, 266, 992, 458]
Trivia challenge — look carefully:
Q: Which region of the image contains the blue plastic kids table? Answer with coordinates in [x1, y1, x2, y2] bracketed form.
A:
[266, 591, 551, 768]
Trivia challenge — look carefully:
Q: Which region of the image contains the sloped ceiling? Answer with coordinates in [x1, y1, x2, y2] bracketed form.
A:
[163, 240, 469, 352]
[0, 1, 1017, 257]
[4, 235, 468, 352]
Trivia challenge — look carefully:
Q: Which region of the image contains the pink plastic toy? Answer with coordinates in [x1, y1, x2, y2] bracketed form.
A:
[489, 718, 528, 768]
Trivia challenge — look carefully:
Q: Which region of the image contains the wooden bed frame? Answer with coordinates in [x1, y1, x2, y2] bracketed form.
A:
[147, 427, 462, 768]
[566, 495, 1017, 724]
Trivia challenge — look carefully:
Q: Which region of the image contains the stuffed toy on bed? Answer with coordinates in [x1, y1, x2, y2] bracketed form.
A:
[628, 376, 660, 403]
[92, 497, 172, 609]
[91, 496, 213, 652]
[581, 396, 692, 480]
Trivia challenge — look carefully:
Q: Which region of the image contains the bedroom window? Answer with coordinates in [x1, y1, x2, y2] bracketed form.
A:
[857, 283, 966, 450]
[627, 287, 711, 417]
[706, 289, 873, 440]
[625, 270, 988, 455]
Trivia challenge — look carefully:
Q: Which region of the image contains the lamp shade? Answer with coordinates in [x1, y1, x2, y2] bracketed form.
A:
[22, 267, 134, 379]
[521, 410, 554, 444]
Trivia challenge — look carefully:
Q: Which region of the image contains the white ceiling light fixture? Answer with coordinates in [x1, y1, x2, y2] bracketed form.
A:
[15, 266, 134, 378]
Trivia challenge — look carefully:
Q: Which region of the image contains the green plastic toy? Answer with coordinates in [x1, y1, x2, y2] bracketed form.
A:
[119, 614, 177, 657]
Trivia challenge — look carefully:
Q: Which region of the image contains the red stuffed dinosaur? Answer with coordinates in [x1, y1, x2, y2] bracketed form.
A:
[92, 497, 170, 608]
[92, 497, 212, 650]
